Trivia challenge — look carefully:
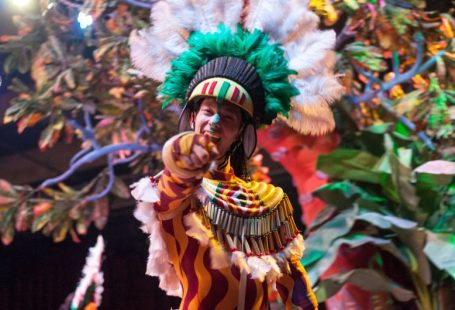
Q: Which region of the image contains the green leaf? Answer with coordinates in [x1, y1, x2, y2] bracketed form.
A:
[317, 149, 382, 183]
[94, 41, 119, 62]
[315, 269, 415, 302]
[31, 212, 52, 233]
[356, 212, 417, 230]
[414, 160, 455, 186]
[3, 53, 18, 74]
[394, 90, 423, 115]
[63, 69, 76, 89]
[17, 49, 30, 74]
[308, 206, 337, 231]
[96, 104, 125, 116]
[302, 206, 359, 267]
[1, 225, 15, 245]
[52, 220, 69, 242]
[305, 234, 392, 285]
[424, 232, 455, 279]
[388, 147, 420, 215]
[395, 227, 431, 284]
[314, 181, 386, 208]
[1, 207, 16, 232]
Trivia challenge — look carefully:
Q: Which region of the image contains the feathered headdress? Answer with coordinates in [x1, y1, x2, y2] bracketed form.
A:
[129, 0, 343, 136]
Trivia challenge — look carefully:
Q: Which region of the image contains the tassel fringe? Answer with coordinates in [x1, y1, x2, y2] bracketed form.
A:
[183, 210, 305, 283]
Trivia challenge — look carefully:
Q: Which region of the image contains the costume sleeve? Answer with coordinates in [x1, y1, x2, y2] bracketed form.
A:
[276, 255, 318, 310]
[156, 132, 209, 216]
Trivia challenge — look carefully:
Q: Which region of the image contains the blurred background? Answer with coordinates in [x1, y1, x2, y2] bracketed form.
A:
[0, 0, 453, 309]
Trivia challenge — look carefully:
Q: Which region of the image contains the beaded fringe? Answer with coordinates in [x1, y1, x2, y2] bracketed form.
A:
[184, 194, 305, 283]
[200, 195, 300, 257]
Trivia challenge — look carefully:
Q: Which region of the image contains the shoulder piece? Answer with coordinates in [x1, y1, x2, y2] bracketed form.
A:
[188, 179, 304, 282]
[200, 178, 284, 216]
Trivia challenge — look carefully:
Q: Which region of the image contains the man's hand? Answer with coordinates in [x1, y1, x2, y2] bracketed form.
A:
[172, 132, 219, 171]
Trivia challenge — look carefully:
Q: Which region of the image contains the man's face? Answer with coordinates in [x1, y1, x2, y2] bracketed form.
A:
[193, 98, 243, 160]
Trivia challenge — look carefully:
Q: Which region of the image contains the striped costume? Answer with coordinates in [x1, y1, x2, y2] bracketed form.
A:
[132, 133, 318, 310]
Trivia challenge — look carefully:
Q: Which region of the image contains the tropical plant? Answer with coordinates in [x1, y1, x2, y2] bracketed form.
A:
[302, 122, 454, 309]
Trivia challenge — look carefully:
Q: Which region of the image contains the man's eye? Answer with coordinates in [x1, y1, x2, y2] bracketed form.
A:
[223, 114, 235, 121]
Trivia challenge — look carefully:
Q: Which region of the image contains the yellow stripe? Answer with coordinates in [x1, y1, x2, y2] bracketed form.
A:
[172, 215, 190, 304]
[194, 246, 212, 303]
[252, 278, 264, 309]
[189, 77, 254, 116]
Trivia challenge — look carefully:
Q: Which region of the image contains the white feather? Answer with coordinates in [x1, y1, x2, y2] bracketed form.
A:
[245, 0, 319, 42]
[222, 0, 244, 30]
[261, 255, 282, 282]
[283, 234, 305, 258]
[293, 75, 343, 108]
[166, 0, 199, 31]
[151, 1, 189, 55]
[283, 104, 336, 135]
[159, 267, 183, 296]
[247, 256, 270, 282]
[231, 250, 251, 274]
[197, 0, 225, 32]
[244, 0, 285, 36]
[144, 206, 182, 296]
[287, 30, 336, 77]
[281, 0, 320, 44]
[184, 212, 212, 246]
[129, 28, 172, 81]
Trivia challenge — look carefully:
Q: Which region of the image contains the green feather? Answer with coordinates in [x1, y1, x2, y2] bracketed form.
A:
[159, 25, 298, 126]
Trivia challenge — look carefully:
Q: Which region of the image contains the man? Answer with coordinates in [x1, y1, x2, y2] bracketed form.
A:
[132, 56, 318, 309]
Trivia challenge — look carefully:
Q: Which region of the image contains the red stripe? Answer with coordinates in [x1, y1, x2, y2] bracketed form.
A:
[181, 232, 200, 309]
[201, 82, 210, 95]
[199, 250, 229, 309]
[208, 81, 217, 95]
[231, 87, 239, 102]
[239, 93, 246, 105]
[244, 269, 258, 310]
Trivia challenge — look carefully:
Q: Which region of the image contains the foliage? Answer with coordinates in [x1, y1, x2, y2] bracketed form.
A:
[302, 123, 454, 307]
[0, 0, 178, 244]
[304, 3, 454, 307]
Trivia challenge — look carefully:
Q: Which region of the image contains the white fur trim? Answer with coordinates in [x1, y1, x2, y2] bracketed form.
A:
[131, 177, 183, 297]
[231, 250, 251, 274]
[130, 177, 159, 203]
[184, 212, 212, 247]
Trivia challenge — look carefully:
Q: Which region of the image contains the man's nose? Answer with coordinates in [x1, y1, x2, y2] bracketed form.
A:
[209, 114, 221, 132]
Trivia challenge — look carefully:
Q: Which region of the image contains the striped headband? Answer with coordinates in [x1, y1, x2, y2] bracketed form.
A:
[187, 77, 254, 117]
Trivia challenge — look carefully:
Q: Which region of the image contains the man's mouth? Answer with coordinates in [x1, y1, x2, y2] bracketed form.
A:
[206, 132, 221, 143]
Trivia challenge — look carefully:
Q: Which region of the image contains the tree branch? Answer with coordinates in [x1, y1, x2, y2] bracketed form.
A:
[349, 33, 447, 105]
[38, 142, 160, 189]
[84, 154, 115, 202]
